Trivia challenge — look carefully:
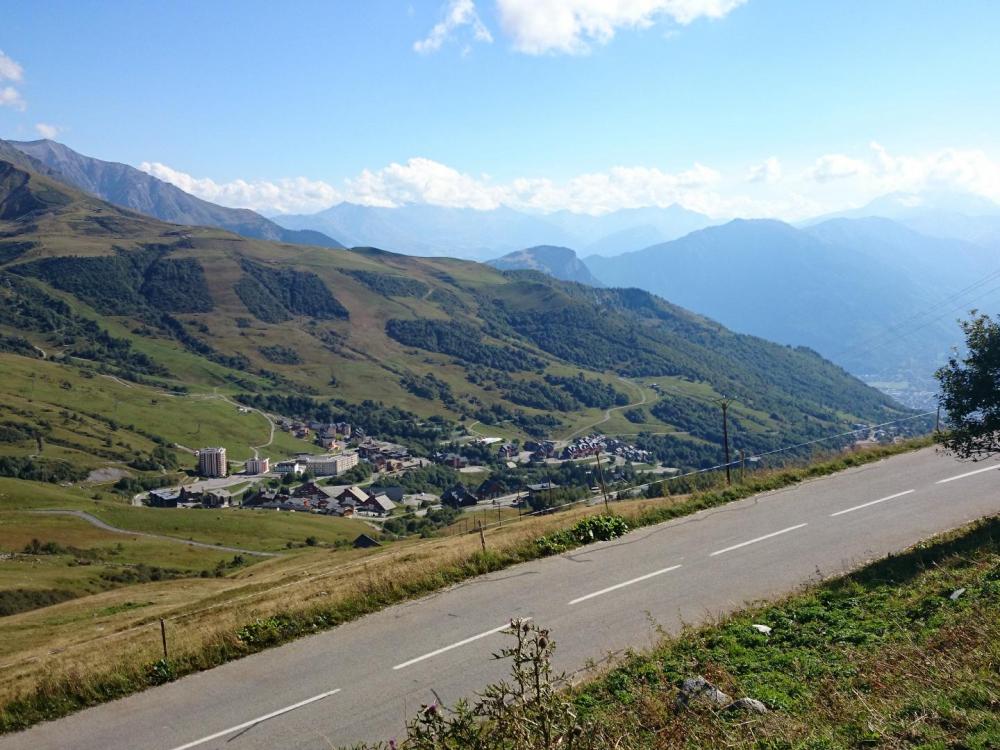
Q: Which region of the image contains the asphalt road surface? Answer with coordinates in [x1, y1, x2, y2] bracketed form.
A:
[3, 447, 998, 750]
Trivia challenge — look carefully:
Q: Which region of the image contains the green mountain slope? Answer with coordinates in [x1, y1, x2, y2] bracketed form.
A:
[0, 158, 912, 476]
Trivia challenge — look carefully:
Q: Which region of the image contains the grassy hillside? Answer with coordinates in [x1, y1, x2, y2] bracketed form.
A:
[0, 157, 913, 479]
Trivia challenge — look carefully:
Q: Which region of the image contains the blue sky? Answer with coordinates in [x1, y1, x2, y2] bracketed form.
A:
[2, 0, 999, 217]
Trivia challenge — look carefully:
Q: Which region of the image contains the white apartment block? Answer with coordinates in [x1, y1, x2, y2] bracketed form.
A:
[303, 452, 359, 477]
[197, 447, 228, 478]
[245, 456, 270, 475]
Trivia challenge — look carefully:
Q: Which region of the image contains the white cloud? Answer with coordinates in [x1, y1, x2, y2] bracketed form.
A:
[0, 50, 23, 83]
[810, 153, 870, 182]
[804, 142, 1000, 204]
[138, 162, 343, 215]
[414, 0, 493, 54]
[505, 163, 722, 214]
[0, 86, 24, 110]
[346, 157, 504, 209]
[496, 0, 747, 55]
[747, 156, 781, 184]
[0, 50, 25, 110]
[138, 142, 1000, 222]
[35, 123, 60, 139]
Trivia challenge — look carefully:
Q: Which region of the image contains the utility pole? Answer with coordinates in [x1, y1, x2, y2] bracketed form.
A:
[594, 450, 610, 513]
[159, 618, 168, 659]
[739, 448, 746, 483]
[935, 404, 941, 433]
[718, 398, 732, 486]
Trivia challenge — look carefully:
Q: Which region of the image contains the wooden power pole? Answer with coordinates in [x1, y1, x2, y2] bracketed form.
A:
[594, 450, 611, 512]
[719, 398, 732, 486]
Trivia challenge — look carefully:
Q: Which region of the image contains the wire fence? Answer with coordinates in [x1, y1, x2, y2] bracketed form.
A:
[0, 410, 936, 673]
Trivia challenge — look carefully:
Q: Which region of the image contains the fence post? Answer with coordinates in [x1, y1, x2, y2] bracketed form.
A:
[477, 520, 487, 552]
[160, 618, 168, 659]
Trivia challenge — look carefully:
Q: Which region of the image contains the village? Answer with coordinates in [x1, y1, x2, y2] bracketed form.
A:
[141, 406, 915, 546]
[141, 409, 664, 532]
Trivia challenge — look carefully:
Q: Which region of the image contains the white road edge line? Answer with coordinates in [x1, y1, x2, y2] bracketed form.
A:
[936, 464, 1000, 484]
[393, 619, 529, 670]
[168, 688, 341, 750]
[829, 489, 915, 517]
[709, 523, 808, 557]
[568, 564, 682, 606]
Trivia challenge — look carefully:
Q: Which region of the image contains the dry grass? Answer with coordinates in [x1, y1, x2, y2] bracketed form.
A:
[0, 438, 930, 732]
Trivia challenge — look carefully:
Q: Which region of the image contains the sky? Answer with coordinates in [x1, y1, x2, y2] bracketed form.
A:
[2, 0, 1000, 219]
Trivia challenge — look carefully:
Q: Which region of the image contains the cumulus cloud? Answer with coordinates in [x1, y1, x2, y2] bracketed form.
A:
[0, 50, 23, 83]
[0, 87, 24, 110]
[0, 50, 25, 110]
[141, 156, 730, 216]
[347, 157, 503, 209]
[414, 0, 493, 54]
[35, 123, 60, 139]
[138, 142, 1000, 221]
[747, 157, 781, 184]
[806, 142, 1000, 203]
[810, 153, 870, 182]
[505, 163, 722, 214]
[496, 0, 747, 54]
[138, 162, 343, 215]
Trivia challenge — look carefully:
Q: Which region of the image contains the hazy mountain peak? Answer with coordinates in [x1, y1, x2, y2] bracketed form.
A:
[487, 245, 602, 286]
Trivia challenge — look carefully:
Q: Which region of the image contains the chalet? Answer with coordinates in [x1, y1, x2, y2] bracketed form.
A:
[476, 477, 507, 500]
[336, 486, 369, 506]
[243, 488, 287, 507]
[526, 481, 559, 501]
[148, 487, 185, 508]
[498, 443, 518, 460]
[441, 483, 479, 508]
[200, 489, 231, 508]
[367, 485, 405, 503]
[291, 481, 328, 499]
[433, 452, 469, 469]
[357, 493, 396, 517]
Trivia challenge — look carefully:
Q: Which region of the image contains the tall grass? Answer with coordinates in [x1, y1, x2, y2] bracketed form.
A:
[0, 438, 932, 734]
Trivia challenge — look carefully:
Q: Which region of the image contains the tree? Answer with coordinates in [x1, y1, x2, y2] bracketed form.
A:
[936, 312, 1000, 460]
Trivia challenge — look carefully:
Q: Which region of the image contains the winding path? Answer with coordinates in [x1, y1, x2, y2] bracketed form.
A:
[28, 510, 279, 557]
[559, 377, 648, 445]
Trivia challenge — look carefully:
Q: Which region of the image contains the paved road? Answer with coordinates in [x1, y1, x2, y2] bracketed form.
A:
[27, 510, 279, 558]
[4, 448, 998, 750]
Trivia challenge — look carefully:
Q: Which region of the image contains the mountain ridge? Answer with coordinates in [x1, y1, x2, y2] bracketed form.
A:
[6, 139, 344, 249]
[0, 155, 910, 471]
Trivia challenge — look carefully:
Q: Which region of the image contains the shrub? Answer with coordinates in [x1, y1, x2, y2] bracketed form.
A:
[537, 514, 629, 555]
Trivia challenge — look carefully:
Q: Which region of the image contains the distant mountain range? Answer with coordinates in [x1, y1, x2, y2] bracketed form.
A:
[0, 153, 909, 472]
[488, 245, 602, 286]
[585, 216, 1000, 405]
[273, 201, 714, 260]
[804, 190, 1000, 246]
[4, 139, 343, 248]
[4, 136, 996, 411]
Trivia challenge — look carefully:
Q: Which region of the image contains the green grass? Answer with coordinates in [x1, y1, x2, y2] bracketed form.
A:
[0, 478, 370, 553]
[0, 439, 935, 734]
[85, 506, 371, 552]
[569, 515, 1000, 750]
[0, 353, 316, 464]
[0, 511, 254, 617]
